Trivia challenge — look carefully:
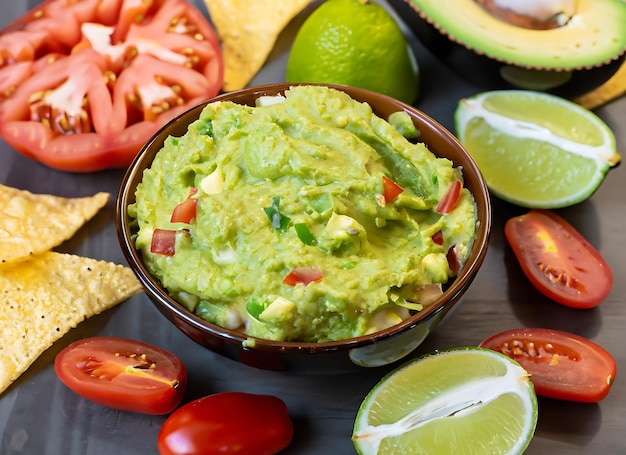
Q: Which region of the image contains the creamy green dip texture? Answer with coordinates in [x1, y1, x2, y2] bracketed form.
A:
[130, 86, 477, 342]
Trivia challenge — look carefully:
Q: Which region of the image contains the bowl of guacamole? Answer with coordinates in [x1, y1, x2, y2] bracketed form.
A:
[117, 83, 491, 372]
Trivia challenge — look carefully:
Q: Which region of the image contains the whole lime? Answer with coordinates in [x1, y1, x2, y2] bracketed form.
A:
[286, 0, 419, 105]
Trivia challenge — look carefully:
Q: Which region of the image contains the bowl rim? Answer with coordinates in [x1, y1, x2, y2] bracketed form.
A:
[116, 82, 492, 354]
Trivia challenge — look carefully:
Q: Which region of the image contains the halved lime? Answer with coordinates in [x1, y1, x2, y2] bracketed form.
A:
[352, 347, 538, 455]
[455, 90, 621, 208]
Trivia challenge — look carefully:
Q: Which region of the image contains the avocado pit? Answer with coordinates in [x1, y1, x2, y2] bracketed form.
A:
[475, 0, 575, 30]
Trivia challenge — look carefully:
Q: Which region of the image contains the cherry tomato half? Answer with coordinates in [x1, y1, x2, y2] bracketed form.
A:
[480, 328, 616, 403]
[158, 392, 294, 455]
[504, 209, 613, 309]
[54, 336, 187, 415]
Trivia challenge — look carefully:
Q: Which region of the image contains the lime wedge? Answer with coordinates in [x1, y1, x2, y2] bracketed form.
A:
[455, 90, 621, 208]
[352, 347, 538, 455]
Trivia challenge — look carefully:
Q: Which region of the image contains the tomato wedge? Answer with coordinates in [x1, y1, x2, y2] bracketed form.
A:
[54, 336, 187, 415]
[479, 328, 616, 403]
[505, 209, 613, 309]
[158, 392, 294, 455]
[0, 0, 223, 172]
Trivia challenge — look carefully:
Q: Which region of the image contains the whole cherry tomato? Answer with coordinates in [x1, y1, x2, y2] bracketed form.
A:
[158, 392, 294, 455]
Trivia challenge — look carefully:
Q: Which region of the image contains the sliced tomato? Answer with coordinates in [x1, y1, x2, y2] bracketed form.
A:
[479, 328, 616, 403]
[54, 336, 187, 415]
[158, 392, 294, 455]
[505, 210, 613, 309]
[282, 266, 323, 286]
[435, 180, 462, 214]
[0, 0, 223, 172]
[382, 175, 404, 203]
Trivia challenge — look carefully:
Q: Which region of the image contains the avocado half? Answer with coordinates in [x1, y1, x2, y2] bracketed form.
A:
[401, 0, 626, 70]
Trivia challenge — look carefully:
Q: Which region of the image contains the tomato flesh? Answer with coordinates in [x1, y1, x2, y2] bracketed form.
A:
[170, 197, 198, 224]
[435, 180, 462, 214]
[55, 336, 187, 415]
[0, 0, 223, 172]
[151, 228, 179, 256]
[480, 328, 616, 403]
[505, 209, 613, 309]
[158, 392, 294, 455]
[381, 175, 404, 203]
[282, 266, 323, 286]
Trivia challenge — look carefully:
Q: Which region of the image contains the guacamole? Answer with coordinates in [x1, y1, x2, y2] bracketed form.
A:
[130, 86, 477, 343]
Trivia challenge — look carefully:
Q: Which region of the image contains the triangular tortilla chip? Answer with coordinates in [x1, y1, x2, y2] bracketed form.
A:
[0, 184, 109, 264]
[205, 0, 311, 91]
[575, 61, 626, 110]
[0, 251, 143, 394]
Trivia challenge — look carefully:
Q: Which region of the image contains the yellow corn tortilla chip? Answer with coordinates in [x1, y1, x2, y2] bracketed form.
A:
[0, 184, 109, 264]
[575, 61, 626, 110]
[0, 251, 142, 394]
[205, 0, 311, 91]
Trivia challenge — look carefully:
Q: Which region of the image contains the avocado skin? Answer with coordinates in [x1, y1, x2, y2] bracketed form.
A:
[388, 0, 625, 98]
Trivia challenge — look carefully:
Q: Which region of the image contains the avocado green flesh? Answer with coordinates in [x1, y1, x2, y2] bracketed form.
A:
[406, 0, 626, 69]
[131, 86, 477, 343]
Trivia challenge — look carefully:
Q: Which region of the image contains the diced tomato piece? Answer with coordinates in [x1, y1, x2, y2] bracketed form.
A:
[436, 180, 462, 214]
[447, 244, 459, 274]
[431, 230, 443, 245]
[282, 267, 323, 286]
[170, 197, 198, 224]
[150, 228, 178, 256]
[382, 175, 404, 203]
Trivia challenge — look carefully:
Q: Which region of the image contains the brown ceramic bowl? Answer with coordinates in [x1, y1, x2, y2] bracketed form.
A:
[116, 83, 491, 373]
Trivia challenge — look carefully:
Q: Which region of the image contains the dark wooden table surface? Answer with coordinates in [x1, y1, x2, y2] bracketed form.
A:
[1, 1, 625, 454]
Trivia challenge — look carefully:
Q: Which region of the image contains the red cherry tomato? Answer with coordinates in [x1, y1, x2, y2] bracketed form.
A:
[0, 0, 223, 172]
[505, 210, 613, 309]
[479, 328, 616, 403]
[158, 392, 294, 455]
[54, 336, 187, 415]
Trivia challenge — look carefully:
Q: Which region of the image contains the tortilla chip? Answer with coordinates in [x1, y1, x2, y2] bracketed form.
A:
[205, 0, 311, 91]
[0, 184, 109, 264]
[575, 61, 626, 110]
[0, 251, 142, 394]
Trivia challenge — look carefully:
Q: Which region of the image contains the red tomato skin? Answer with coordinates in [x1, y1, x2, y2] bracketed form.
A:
[435, 180, 462, 214]
[282, 267, 323, 286]
[480, 328, 616, 403]
[505, 210, 613, 309]
[170, 197, 198, 224]
[151, 229, 178, 256]
[381, 175, 404, 203]
[158, 392, 294, 455]
[54, 336, 187, 415]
